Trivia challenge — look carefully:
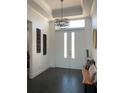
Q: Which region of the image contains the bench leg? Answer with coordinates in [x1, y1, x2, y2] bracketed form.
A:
[84, 84, 87, 93]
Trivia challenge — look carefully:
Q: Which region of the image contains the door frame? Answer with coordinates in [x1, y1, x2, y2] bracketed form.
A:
[27, 20, 32, 79]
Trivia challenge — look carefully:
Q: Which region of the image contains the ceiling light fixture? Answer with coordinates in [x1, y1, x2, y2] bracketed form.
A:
[55, 0, 69, 29]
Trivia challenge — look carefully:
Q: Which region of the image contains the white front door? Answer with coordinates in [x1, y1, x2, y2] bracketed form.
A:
[55, 30, 85, 69]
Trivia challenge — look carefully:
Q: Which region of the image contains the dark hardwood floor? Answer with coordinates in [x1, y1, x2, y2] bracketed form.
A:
[27, 68, 96, 93]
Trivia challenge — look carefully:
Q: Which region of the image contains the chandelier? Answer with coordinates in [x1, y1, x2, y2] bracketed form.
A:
[55, 0, 69, 28]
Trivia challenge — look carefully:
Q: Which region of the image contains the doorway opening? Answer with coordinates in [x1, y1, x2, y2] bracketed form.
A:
[27, 20, 32, 79]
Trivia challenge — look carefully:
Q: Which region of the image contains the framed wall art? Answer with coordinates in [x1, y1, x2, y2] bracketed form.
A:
[36, 28, 41, 53]
[93, 29, 97, 49]
[43, 34, 47, 55]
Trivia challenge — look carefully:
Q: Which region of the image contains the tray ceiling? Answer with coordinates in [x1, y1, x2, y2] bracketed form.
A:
[45, 0, 81, 10]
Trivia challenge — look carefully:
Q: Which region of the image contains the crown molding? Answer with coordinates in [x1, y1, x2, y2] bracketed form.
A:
[27, 0, 53, 20]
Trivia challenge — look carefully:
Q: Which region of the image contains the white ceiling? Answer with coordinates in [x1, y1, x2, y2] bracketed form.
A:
[31, 0, 93, 19]
[45, 0, 81, 10]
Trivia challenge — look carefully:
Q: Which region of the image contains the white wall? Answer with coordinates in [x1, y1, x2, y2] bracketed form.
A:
[27, 5, 49, 78]
[91, 0, 97, 29]
[91, 0, 97, 63]
[49, 17, 92, 69]
[48, 21, 56, 67]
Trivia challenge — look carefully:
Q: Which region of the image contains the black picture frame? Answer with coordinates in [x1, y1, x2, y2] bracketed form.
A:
[43, 34, 47, 55]
[36, 28, 41, 53]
